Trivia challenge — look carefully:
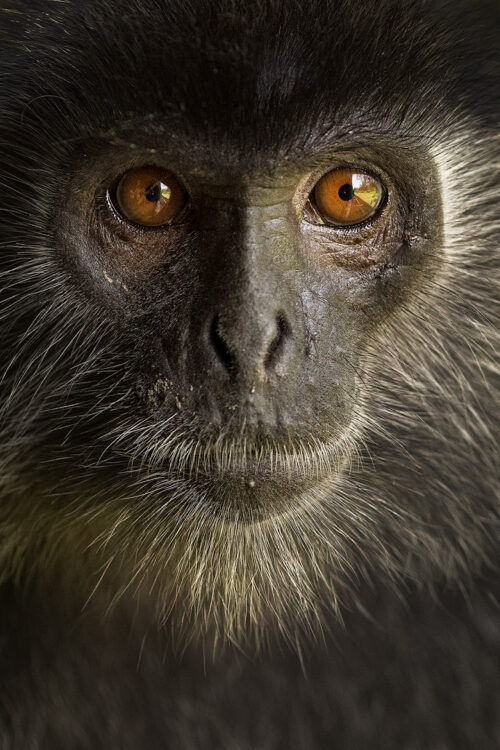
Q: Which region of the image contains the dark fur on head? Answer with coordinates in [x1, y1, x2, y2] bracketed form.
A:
[0, 0, 498, 650]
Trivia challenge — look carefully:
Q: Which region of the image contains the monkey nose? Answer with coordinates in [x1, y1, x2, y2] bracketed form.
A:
[208, 311, 293, 381]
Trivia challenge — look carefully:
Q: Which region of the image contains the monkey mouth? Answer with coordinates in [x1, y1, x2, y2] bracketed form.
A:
[112, 415, 356, 519]
[126, 428, 350, 493]
[133, 443, 343, 521]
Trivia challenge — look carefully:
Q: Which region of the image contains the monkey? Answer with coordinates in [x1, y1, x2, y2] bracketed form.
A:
[0, 0, 498, 747]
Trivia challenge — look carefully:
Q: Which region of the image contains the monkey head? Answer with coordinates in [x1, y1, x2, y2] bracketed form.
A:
[0, 0, 498, 640]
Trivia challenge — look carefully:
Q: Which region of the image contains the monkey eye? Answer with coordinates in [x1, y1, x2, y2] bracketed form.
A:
[111, 166, 188, 227]
[305, 168, 385, 226]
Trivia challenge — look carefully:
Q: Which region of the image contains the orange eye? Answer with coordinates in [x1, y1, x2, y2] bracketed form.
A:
[307, 168, 384, 226]
[113, 166, 187, 226]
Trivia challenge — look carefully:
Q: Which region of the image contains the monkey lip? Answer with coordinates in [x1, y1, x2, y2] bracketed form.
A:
[145, 432, 347, 484]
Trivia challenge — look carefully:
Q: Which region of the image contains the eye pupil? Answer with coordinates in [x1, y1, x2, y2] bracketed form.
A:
[145, 182, 171, 203]
[338, 183, 355, 201]
[145, 183, 161, 202]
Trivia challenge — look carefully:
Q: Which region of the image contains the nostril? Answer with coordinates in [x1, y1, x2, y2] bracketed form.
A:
[264, 312, 292, 374]
[210, 314, 238, 377]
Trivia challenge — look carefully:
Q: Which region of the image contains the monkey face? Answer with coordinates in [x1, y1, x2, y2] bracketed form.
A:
[54, 134, 441, 518]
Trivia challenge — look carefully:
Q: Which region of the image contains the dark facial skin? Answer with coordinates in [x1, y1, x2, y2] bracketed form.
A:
[56, 131, 440, 517]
